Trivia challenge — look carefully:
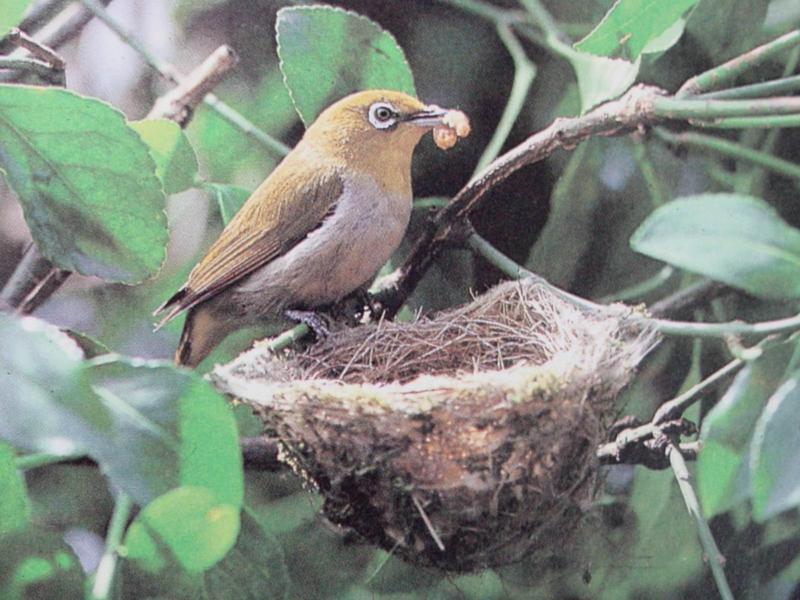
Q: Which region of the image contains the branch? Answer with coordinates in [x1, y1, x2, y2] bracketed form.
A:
[376, 83, 663, 315]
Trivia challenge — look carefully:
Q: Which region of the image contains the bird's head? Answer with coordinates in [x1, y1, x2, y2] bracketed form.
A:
[301, 90, 452, 182]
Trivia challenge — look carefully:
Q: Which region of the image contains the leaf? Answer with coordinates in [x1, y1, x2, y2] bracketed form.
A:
[125, 486, 240, 574]
[686, 0, 770, 60]
[697, 344, 794, 517]
[631, 193, 800, 300]
[0, 313, 102, 458]
[563, 47, 640, 111]
[0, 336, 243, 507]
[0, 85, 167, 283]
[576, 0, 699, 59]
[0, 528, 84, 600]
[206, 183, 251, 225]
[0, 0, 31, 37]
[276, 5, 416, 125]
[0, 443, 29, 537]
[202, 510, 290, 599]
[130, 119, 199, 195]
[525, 139, 604, 286]
[751, 371, 800, 520]
[84, 359, 244, 506]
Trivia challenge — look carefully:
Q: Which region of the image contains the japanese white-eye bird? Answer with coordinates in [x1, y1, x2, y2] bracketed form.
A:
[155, 89, 468, 367]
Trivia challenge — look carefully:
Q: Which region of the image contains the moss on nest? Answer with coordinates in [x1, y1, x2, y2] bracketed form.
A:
[212, 278, 659, 571]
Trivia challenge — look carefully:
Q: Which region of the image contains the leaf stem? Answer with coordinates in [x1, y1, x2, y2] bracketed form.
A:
[517, 0, 570, 44]
[78, 0, 290, 157]
[653, 95, 800, 119]
[473, 25, 537, 173]
[654, 128, 800, 182]
[90, 491, 133, 600]
[678, 29, 800, 96]
[697, 74, 800, 100]
[667, 444, 735, 600]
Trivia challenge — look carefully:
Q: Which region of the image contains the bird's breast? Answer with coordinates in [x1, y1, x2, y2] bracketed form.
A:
[236, 174, 412, 309]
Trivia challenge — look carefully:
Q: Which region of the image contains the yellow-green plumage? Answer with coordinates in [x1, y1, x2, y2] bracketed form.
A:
[156, 90, 452, 367]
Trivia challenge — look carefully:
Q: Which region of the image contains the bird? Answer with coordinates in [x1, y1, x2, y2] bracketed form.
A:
[155, 89, 464, 368]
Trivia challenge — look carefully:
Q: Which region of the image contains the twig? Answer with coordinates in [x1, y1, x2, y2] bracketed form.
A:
[654, 128, 800, 182]
[517, 0, 570, 44]
[653, 96, 800, 120]
[0, 56, 60, 82]
[78, 0, 290, 157]
[89, 491, 133, 600]
[0, 244, 68, 314]
[7, 27, 65, 70]
[678, 29, 800, 97]
[376, 83, 664, 315]
[697, 74, 800, 100]
[147, 45, 239, 126]
[667, 442, 735, 600]
[647, 279, 727, 318]
[598, 266, 674, 304]
[691, 114, 800, 129]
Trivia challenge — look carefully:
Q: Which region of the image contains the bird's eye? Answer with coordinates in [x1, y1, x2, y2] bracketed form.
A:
[368, 103, 398, 130]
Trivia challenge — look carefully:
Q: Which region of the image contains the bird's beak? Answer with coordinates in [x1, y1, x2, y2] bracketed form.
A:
[404, 105, 448, 128]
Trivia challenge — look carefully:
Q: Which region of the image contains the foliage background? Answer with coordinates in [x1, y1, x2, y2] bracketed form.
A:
[2, 0, 800, 598]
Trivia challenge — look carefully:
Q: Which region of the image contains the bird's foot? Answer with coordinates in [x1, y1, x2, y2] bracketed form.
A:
[285, 309, 330, 340]
[355, 289, 383, 320]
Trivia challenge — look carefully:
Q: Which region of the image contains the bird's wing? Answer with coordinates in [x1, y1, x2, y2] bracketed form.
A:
[154, 166, 344, 326]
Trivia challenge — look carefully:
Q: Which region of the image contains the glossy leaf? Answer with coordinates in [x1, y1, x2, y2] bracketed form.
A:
[0, 85, 167, 283]
[125, 486, 239, 574]
[697, 344, 793, 518]
[206, 183, 251, 225]
[576, 0, 699, 59]
[686, 0, 770, 60]
[277, 5, 416, 125]
[130, 119, 199, 194]
[0, 528, 83, 600]
[0, 443, 29, 537]
[751, 371, 800, 520]
[0, 313, 102, 458]
[631, 194, 800, 299]
[0, 0, 30, 37]
[84, 359, 244, 506]
[564, 48, 640, 111]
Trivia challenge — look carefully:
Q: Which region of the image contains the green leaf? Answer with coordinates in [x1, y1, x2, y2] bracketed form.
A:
[631, 193, 800, 300]
[202, 510, 290, 599]
[0, 528, 83, 600]
[525, 139, 604, 286]
[0, 313, 103, 458]
[0, 85, 167, 283]
[206, 183, 250, 225]
[751, 370, 800, 521]
[0, 443, 29, 537]
[697, 344, 793, 517]
[0, 0, 31, 37]
[130, 119, 199, 195]
[575, 0, 699, 59]
[0, 332, 243, 507]
[276, 5, 416, 125]
[84, 359, 244, 506]
[686, 0, 770, 60]
[125, 486, 240, 574]
[562, 47, 640, 111]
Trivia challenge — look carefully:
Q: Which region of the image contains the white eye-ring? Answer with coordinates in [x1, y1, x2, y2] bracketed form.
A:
[368, 102, 398, 130]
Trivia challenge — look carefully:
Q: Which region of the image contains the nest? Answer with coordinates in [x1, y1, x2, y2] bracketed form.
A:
[212, 278, 659, 571]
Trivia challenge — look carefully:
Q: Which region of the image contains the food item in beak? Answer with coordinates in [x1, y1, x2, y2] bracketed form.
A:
[433, 109, 471, 150]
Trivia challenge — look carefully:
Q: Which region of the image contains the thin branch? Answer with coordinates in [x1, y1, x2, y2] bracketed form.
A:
[598, 266, 674, 304]
[78, 0, 290, 157]
[375, 83, 663, 315]
[7, 27, 65, 70]
[692, 113, 800, 129]
[653, 95, 800, 120]
[647, 279, 726, 319]
[473, 25, 537, 173]
[667, 442, 735, 600]
[698, 74, 800, 100]
[147, 45, 239, 126]
[517, 0, 570, 44]
[89, 491, 133, 600]
[0, 243, 67, 314]
[678, 29, 800, 97]
[654, 128, 800, 182]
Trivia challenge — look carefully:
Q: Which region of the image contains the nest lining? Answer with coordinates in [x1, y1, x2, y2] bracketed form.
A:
[212, 278, 659, 571]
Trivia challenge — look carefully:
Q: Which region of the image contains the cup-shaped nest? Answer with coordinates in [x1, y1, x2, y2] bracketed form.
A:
[212, 278, 659, 571]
